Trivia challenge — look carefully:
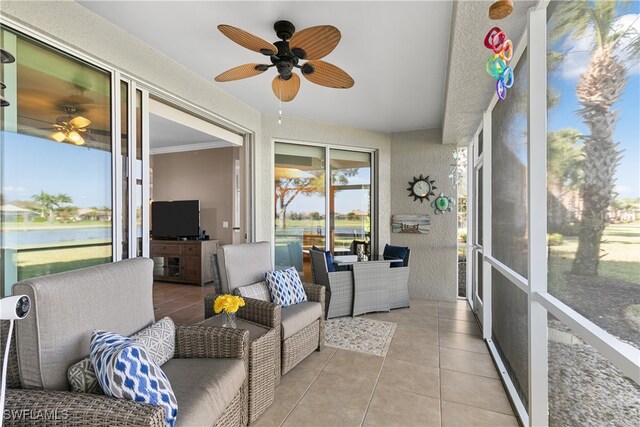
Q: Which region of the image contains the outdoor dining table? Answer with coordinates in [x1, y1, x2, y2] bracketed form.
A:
[333, 254, 404, 267]
[332, 255, 403, 316]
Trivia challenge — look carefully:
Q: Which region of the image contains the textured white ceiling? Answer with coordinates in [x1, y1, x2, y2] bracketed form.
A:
[78, 1, 453, 133]
[442, 0, 537, 145]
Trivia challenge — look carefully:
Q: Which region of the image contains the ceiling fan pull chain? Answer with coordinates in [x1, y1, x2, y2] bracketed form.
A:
[278, 94, 283, 125]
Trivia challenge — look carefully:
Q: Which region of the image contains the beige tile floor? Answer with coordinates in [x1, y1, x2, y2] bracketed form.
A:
[153, 283, 518, 427]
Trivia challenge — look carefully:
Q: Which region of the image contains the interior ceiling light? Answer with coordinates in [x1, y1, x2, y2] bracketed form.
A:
[50, 106, 91, 146]
[215, 20, 354, 102]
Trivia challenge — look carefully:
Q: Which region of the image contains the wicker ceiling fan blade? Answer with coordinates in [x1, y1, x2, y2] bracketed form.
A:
[218, 25, 277, 55]
[215, 63, 268, 82]
[290, 25, 341, 60]
[301, 60, 354, 89]
[272, 73, 300, 102]
[69, 116, 91, 129]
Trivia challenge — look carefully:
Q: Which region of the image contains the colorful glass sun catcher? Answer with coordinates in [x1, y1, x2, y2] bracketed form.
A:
[484, 26, 514, 100]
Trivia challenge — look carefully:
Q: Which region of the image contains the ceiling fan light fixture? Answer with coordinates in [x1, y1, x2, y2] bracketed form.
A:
[301, 63, 314, 75]
[0, 95, 9, 108]
[51, 131, 66, 142]
[0, 48, 15, 64]
[291, 47, 307, 60]
[67, 131, 85, 145]
[69, 115, 91, 129]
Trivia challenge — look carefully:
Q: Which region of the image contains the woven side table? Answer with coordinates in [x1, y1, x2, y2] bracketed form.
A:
[200, 315, 276, 424]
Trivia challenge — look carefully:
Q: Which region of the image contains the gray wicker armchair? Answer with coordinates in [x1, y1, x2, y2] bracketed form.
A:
[205, 241, 325, 379]
[309, 249, 354, 318]
[1, 259, 249, 427]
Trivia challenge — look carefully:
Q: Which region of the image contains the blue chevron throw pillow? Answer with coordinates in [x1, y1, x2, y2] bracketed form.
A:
[90, 330, 178, 427]
[265, 267, 307, 307]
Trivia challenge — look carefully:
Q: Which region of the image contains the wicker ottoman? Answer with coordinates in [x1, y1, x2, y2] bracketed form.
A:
[201, 315, 276, 424]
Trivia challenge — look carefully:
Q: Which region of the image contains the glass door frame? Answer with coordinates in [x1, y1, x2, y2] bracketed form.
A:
[112, 73, 150, 260]
[470, 124, 485, 321]
[272, 138, 377, 258]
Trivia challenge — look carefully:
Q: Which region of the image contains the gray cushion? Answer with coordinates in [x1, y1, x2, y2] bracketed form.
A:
[218, 242, 272, 294]
[234, 281, 271, 302]
[162, 358, 245, 427]
[281, 301, 322, 340]
[13, 258, 155, 390]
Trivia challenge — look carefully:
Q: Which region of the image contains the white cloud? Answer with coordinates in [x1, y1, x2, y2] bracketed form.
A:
[2, 186, 28, 194]
[560, 13, 640, 80]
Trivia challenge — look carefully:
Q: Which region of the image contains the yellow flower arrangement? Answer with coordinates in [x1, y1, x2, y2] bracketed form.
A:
[214, 294, 245, 314]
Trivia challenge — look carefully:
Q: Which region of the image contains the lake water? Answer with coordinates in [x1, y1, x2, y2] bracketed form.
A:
[5, 227, 111, 247]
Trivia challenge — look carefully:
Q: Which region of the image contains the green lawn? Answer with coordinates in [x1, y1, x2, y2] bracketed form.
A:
[549, 222, 640, 286]
[3, 220, 111, 231]
[16, 244, 112, 281]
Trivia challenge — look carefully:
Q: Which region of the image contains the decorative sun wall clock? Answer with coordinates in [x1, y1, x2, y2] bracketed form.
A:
[407, 175, 436, 203]
[432, 192, 455, 215]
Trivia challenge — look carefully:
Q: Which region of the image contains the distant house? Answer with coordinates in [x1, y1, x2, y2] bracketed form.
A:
[1, 204, 39, 221]
[76, 208, 112, 222]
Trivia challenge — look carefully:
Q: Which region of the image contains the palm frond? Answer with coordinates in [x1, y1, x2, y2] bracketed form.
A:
[550, 0, 631, 48]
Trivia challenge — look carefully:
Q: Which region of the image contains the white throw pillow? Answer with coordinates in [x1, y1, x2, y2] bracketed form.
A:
[234, 281, 271, 301]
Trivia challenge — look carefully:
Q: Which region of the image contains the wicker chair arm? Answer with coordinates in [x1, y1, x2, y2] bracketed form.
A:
[303, 282, 325, 305]
[237, 297, 281, 329]
[175, 324, 248, 360]
[3, 389, 164, 426]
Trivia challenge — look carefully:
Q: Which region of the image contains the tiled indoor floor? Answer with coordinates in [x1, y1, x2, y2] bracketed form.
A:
[154, 282, 518, 427]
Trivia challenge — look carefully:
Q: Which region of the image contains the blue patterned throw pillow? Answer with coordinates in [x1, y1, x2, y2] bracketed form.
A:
[90, 330, 178, 427]
[265, 267, 307, 307]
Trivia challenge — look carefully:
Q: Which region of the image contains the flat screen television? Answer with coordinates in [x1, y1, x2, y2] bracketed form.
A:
[151, 200, 200, 239]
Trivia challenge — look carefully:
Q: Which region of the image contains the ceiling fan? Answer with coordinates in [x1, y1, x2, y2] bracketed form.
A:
[50, 106, 91, 146]
[214, 20, 354, 102]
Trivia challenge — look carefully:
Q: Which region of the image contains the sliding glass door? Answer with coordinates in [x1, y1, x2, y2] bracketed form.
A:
[0, 28, 113, 295]
[274, 143, 326, 278]
[0, 26, 150, 297]
[274, 142, 374, 278]
[329, 149, 371, 255]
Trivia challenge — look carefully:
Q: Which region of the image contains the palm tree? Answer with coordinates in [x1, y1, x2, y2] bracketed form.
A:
[547, 129, 583, 232]
[32, 191, 73, 223]
[551, 0, 639, 276]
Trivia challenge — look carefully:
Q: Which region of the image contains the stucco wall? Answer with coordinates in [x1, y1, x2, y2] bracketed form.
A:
[390, 128, 458, 301]
[260, 114, 391, 252]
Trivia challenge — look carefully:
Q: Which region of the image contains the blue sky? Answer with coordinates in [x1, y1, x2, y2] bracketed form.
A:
[286, 168, 371, 215]
[2, 132, 112, 208]
[548, 6, 640, 199]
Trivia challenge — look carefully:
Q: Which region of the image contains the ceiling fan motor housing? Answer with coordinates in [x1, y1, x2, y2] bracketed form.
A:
[274, 20, 295, 41]
[272, 40, 299, 80]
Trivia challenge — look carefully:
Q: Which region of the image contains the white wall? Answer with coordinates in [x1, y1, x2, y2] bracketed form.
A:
[390, 129, 458, 301]
[151, 148, 235, 245]
[260, 114, 391, 251]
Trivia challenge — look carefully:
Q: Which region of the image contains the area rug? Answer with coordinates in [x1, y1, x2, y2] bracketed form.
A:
[325, 316, 397, 357]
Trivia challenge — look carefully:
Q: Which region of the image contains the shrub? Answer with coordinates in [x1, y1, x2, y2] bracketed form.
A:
[547, 233, 564, 246]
